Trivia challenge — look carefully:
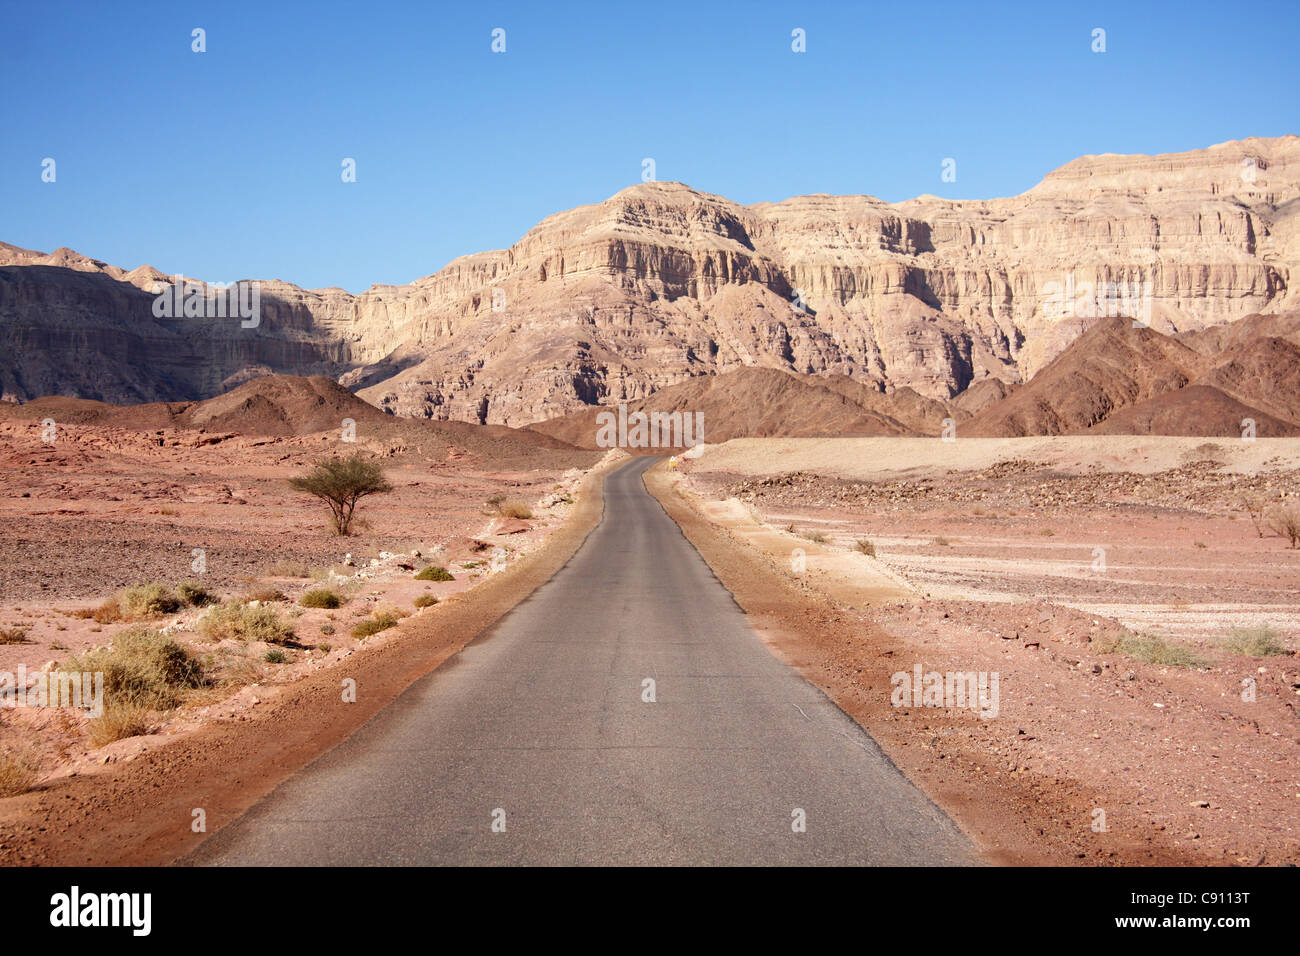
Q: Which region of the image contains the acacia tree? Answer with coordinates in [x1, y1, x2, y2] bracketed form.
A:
[289, 453, 393, 535]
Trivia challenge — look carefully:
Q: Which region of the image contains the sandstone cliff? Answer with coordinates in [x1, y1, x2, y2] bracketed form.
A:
[3, 136, 1297, 425]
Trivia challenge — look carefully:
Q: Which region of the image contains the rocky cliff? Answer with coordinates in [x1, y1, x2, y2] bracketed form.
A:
[3, 136, 1297, 425]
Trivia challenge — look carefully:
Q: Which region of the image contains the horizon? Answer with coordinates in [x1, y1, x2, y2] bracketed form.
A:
[3, 0, 1298, 292]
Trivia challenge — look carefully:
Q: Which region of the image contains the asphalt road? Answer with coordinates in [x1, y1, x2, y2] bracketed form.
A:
[189, 457, 976, 865]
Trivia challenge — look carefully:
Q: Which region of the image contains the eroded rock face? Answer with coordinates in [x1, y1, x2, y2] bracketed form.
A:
[3, 136, 1297, 425]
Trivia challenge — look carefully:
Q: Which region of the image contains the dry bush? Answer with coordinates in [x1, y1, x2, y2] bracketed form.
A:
[799, 529, 828, 544]
[1267, 505, 1300, 548]
[88, 702, 151, 747]
[497, 500, 534, 520]
[853, 539, 876, 557]
[1224, 625, 1288, 657]
[68, 626, 205, 710]
[1098, 630, 1205, 668]
[118, 583, 181, 618]
[212, 648, 264, 689]
[199, 603, 295, 645]
[413, 594, 438, 608]
[91, 599, 123, 624]
[0, 626, 31, 645]
[239, 586, 287, 604]
[1241, 492, 1269, 537]
[0, 752, 39, 796]
[177, 580, 216, 607]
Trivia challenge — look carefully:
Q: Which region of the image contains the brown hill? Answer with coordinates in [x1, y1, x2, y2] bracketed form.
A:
[530, 367, 927, 448]
[0, 375, 585, 467]
[962, 318, 1205, 436]
[1090, 385, 1300, 437]
[1193, 336, 1300, 424]
[2, 375, 388, 436]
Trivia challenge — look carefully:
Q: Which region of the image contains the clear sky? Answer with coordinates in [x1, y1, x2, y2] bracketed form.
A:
[2, 0, 1296, 292]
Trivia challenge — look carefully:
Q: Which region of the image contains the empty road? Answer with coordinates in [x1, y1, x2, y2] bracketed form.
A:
[189, 457, 976, 865]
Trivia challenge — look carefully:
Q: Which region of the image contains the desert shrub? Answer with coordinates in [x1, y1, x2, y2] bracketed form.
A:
[485, 493, 506, 510]
[213, 648, 263, 689]
[90, 598, 123, 624]
[264, 648, 289, 664]
[932, 536, 950, 547]
[118, 583, 181, 618]
[413, 594, 438, 609]
[414, 565, 455, 582]
[289, 453, 393, 535]
[299, 588, 342, 609]
[0, 753, 39, 796]
[352, 614, 398, 639]
[88, 702, 151, 747]
[320, 624, 335, 635]
[0, 626, 31, 645]
[69, 626, 205, 709]
[1104, 631, 1205, 668]
[199, 603, 295, 645]
[1224, 625, 1288, 657]
[1267, 505, 1300, 548]
[800, 529, 828, 544]
[177, 580, 216, 607]
[853, 539, 876, 557]
[239, 586, 287, 604]
[1241, 493, 1269, 537]
[498, 500, 534, 520]
[318, 642, 333, 653]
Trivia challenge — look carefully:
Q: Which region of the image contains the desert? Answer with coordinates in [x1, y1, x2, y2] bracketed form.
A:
[2, 15, 1298, 896]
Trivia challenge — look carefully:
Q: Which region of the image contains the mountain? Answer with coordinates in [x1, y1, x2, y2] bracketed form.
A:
[530, 367, 918, 448]
[3, 136, 1299, 425]
[963, 314, 1300, 437]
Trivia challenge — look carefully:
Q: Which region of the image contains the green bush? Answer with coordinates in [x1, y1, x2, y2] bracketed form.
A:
[177, 580, 216, 607]
[413, 594, 438, 608]
[352, 614, 398, 639]
[299, 588, 342, 609]
[414, 566, 454, 582]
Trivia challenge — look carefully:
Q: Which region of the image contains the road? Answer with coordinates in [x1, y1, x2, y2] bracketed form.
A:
[189, 457, 977, 865]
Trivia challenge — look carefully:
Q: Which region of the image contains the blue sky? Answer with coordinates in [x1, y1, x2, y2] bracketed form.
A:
[2, 0, 1296, 292]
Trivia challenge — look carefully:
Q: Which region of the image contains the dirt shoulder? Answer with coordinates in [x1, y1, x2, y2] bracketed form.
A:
[0, 454, 625, 866]
[644, 463, 1300, 866]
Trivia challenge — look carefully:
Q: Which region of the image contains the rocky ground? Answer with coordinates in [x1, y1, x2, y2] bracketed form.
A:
[0, 414, 606, 793]
[672, 436, 1300, 864]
